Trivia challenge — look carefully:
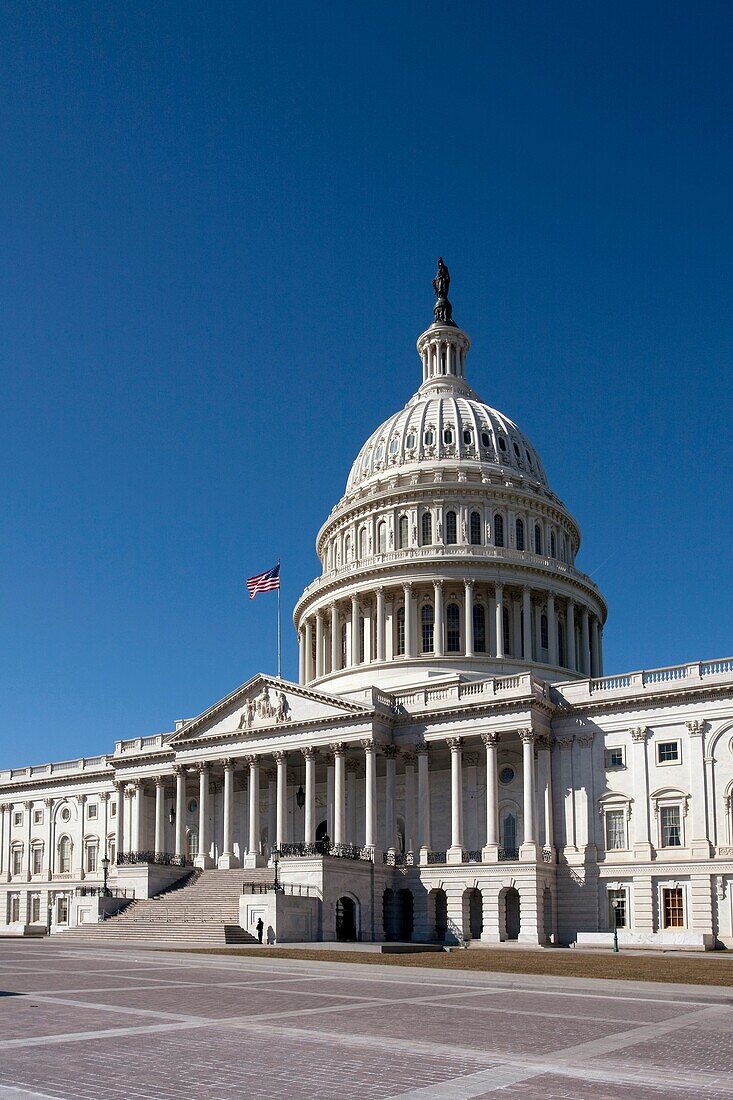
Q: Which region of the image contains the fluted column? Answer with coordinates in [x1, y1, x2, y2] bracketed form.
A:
[330, 603, 339, 673]
[173, 768, 185, 859]
[332, 743, 346, 846]
[376, 587, 386, 661]
[131, 782, 142, 852]
[581, 608, 590, 676]
[547, 593, 557, 666]
[245, 755, 261, 866]
[464, 581, 474, 658]
[219, 758, 235, 868]
[304, 619, 314, 682]
[303, 747, 316, 844]
[538, 737, 554, 853]
[416, 744, 431, 859]
[519, 728, 537, 858]
[346, 759, 359, 843]
[687, 721, 711, 856]
[274, 751, 288, 849]
[348, 595, 358, 666]
[363, 739, 378, 853]
[195, 764, 211, 868]
[114, 782, 125, 860]
[434, 581, 444, 657]
[495, 584, 504, 658]
[447, 737, 464, 863]
[298, 628, 305, 684]
[566, 598, 576, 672]
[403, 752, 416, 852]
[591, 617, 602, 677]
[384, 746, 397, 853]
[522, 587, 532, 660]
[315, 613, 324, 678]
[631, 727, 652, 858]
[154, 778, 165, 856]
[403, 583, 414, 657]
[482, 732, 499, 858]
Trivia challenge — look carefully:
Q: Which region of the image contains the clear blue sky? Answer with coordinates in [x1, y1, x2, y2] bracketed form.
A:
[1, 2, 731, 768]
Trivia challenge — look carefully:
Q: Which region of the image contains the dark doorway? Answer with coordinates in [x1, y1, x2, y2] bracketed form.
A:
[397, 889, 414, 940]
[336, 896, 357, 941]
[432, 888, 448, 941]
[467, 888, 483, 939]
[505, 888, 520, 940]
[543, 887, 553, 944]
[316, 820, 328, 842]
[383, 888, 398, 940]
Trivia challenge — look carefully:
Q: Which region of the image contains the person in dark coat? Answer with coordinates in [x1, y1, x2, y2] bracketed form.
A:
[256, 917, 264, 944]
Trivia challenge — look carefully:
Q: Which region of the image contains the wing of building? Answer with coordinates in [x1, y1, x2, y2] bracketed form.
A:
[2, 263, 732, 950]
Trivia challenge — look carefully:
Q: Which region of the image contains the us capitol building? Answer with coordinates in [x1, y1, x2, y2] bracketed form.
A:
[2, 262, 732, 950]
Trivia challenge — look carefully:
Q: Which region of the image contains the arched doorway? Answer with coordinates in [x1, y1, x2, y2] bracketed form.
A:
[504, 888, 520, 940]
[397, 889, 414, 940]
[336, 896, 357, 941]
[383, 888, 398, 940]
[465, 888, 483, 939]
[316, 820, 329, 843]
[429, 888, 448, 942]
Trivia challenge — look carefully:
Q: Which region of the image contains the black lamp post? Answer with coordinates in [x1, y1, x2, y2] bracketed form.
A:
[611, 896, 621, 953]
[168, 805, 176, 826]
[101, 852, 111, 897]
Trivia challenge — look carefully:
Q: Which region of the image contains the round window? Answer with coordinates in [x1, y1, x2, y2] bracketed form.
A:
[60, 806, 71, 822]
[187, 798, 198, 815]
[499, 766, 515, 785]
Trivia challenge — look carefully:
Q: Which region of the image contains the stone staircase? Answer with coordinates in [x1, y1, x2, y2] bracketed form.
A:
[62, 868, 274, 947]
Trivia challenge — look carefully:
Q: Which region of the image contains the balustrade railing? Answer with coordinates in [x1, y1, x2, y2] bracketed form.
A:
[116, 852, 191, 868]
[274, 841, 373, 862]
[462, 850, 483, 863]
[426, 850, 447, 864]
[498, 847, 519, 862]
[74, 886, 135, 898]
[242, 882, 316, 896]
[382, 850, 415, 867]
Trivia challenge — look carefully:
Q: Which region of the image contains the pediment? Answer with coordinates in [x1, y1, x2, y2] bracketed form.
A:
[169, 674, 372, 745]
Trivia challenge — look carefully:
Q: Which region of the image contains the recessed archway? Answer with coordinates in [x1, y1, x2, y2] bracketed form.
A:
[336, 894, 359, 941]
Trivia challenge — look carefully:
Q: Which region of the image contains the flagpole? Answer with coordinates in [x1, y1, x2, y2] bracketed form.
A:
[277, 559, 282, 679]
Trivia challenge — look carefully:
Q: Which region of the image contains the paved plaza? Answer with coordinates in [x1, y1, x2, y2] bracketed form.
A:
[0, 941, 731, 1098]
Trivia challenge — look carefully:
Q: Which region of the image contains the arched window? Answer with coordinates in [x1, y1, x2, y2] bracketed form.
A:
[562, 535, 568, 563]
[398, 514, 409, 549]
[515, 517, 524, 551]
[341, 622, 348, 666]
[359, 527, 367, 559]
[424, 429, 434, 446]
[344, 535, 351, 562]
[58, 836, 71, 874]
[540, 614, 549, 650]
[534, 524, 542, 554]
[396, 607, 405, 656]
[359, 616, 365, 664]
[421, 605, 434, 653]
[470, 511, 482, 545]
[421, 511, 433, 546]
[446, 603, 461, 653]
[462, 428, 472, 446]
[473, 604, 486, 653]
[445, 510, 457, 545]
[501, 811, 518, 854]
[550, 530, 556, 558]
[494, 513, 504, 547]
[502, 606, 511, 656]
[187, 830, 198, 860]
[377, 521, 386, 555]
[443, 426, 454, 445]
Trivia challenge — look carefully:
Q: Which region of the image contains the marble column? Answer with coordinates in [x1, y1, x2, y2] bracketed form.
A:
[566, 598, 576, 672]
[376, 587, 386, 661]
[325, 754, 334, 837]
[131, 782, 142, 852]
[538, 738, 554, 853]
[114, 782, 125, 861]
[274, 751, 288, 849]
[154, 778, 165, 856]
[403, 583, 414, 657]
[464, 581, 474, 658]
[330, 603, 340, 673]
[384, 746, 397, 853]
[417, 744, 431, 859]
[332, 744, 346, 846]
[519, 729, 538, 859]
[298, 628, 305, 684]
[303, 747, 316, 845]
[495, 584, 504, 658]
[174, 767, 185, 859]
[304, 619, 314, 682]
[315, 613, 324, 678]
[195, 764, 211, 868]
[556, 737, 576, 852]
[447, 737, 464, 863]
[631, 727, 653, 858]
[687, 721, 712, 856]
[346, 759, 358, 844]
[350, 595, 360, 666]
[522, 587, 532, 660]
[219, 759, 235, 867]
[547, 593, 558, 667]
[363, 739, 378, 853]
[403, 752, 416, 853]
[434, 581, 444, 657]
[581, 608, 590, 676]
[482, 732, 499, 859]
[266, 768, 277, 854]
[245, 756, 261, 867]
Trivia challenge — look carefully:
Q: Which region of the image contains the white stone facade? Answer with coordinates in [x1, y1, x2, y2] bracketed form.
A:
[1, 268, 732, 948]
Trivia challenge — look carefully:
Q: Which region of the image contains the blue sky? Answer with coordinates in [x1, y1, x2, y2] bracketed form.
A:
[1, 2, 731, 768]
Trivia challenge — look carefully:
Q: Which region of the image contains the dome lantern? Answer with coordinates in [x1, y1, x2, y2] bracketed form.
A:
[417, 258, 471, 390]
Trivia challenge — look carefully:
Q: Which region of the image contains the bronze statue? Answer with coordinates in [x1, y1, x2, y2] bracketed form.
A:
[432, 257, 456, 325]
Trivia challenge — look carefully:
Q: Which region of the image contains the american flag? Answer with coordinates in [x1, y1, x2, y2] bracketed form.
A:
[246, 562, 280, 599]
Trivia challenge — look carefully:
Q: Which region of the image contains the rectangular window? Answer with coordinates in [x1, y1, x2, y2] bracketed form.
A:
[605, 810, 626, 850]
[87, 804, 98, 820]
[110, 802, 117, 817]
[13, 811, 22, 827]
[9, 894, 20, 923]
[605, 747, 625, 768]
[86, 844, 98, 873]
[608, 888, 627, 928]
[57, 896, 69, 924]
[663, 887, 684, 928]
[660, 806, 682, 847]
[12, 849, 22, 876]
[32, 847, 43, 875]
[30, 895, 41, 923]
[657, 741, 680, 764]
[33, 809, 43, 825]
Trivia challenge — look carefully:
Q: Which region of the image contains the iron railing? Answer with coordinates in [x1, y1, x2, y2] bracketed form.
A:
[274, 841, 373, 862]
[116, 852, 191, 868]
[462, 850, 483, 863]
[383, 851, 415, 867]
[498, 847, 519, 861]
[74, 886, 135, 898]
[426, 850, 447, 864]
[242, 882, 316, 896]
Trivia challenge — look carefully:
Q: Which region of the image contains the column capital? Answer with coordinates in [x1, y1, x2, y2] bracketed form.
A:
[403, 580, 413, 593]
[196, 761, 210, 774]
[124, 787, 135, 800]
[361, 738, 377, 752]
[464, 578, 474, 589]
[329, 742, 346, 756]
[273, 750, 287, 764]
[576, 732, 595, 747]
[301, 746, 317, 759]
[154, 776, 166, 789]
[446, 736, 463, 751]
[99, 791, 109, 803]
[518, 728, 536, 745]
[481, 731, 500, 747]
[630, 726, 649, 743]
[219, 757, 234, 770]
[382, 745, 398, 759]
[23, 800, 33, 811]
[686, 720, 707, 737]
[433, 578, 444, 590]
[401, 751, 416, 766]
[244, 754, 258, 768]
[43, 797, 53, 808]
[556, 736, 574, 750]
[415, 741, 429, 757]
[172, 763, 185, 777]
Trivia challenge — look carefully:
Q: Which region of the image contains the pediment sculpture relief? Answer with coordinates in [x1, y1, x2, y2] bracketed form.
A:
[238, 685, 291, 730]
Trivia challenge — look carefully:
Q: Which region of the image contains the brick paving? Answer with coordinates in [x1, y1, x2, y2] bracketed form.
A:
[0, 940, 731, 1098]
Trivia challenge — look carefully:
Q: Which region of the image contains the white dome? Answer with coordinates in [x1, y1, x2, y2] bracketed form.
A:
[346, 385, 549, 497]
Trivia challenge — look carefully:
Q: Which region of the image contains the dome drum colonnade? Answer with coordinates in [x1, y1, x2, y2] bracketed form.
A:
[294, 267, 606, 690]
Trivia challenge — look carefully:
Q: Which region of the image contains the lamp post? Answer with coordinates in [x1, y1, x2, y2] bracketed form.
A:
[101, 852, 111, 898]
[612, 896, 621, 953]
[46, 897, 53, 936]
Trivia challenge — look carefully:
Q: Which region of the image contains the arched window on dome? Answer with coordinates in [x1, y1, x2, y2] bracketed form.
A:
[540, 614, 549, 652]
[389, 437, 398, 456]
[557, 620, 566, 668]
[406, 432, 416, 450]
[398, 514, 409, 550]
[473, 603, 486, 652]
[359, 527, 367, 560]
[377, 521, 386, 555]
[58, 835, 72, 875]
[344, 535, 351, 563]
[446, 603, 461, 653]
[550, 530, 556, 559]
[359, 616, 365, 664]
[421, 511, 433, 546]
[470, 511, 482, 545]
[481, 430, 491, 449]
[443, 426, 454, 446]
[421, 605, 434, 653]
[445, 511, 457, 545]
[396, 607, 405, 656]
[341, 622, 348, 667]
[462, 428, 472, 446]
[502, 606, 511, 656]
[534, 524, 543, 555]
[424, 428, 434, 447]
[493, 513, 504, 548]
[515, 517, 525, 551]
[562, 535, 568, 563]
